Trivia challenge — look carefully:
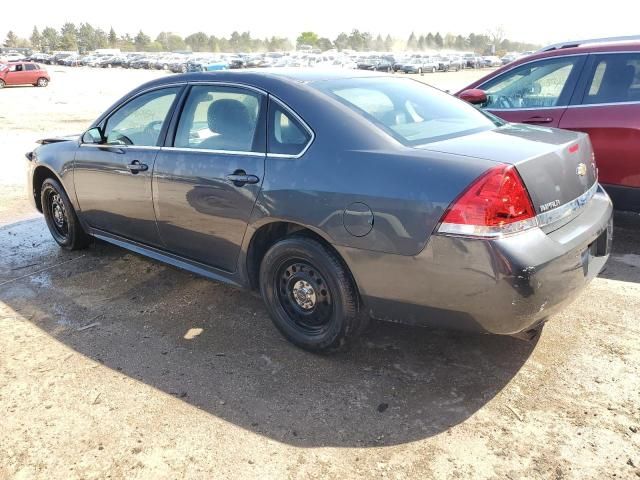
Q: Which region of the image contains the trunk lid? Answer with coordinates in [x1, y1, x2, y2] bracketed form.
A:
[417, 124, 597, 215]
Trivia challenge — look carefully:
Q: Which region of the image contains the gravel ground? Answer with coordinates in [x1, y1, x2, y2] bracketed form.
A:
[0, 66, 639, 480]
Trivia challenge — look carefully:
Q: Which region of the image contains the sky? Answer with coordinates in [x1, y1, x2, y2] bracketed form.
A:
[1, 0, 639, 46]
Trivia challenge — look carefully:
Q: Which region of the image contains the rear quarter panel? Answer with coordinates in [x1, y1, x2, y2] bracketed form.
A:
[252, 147, 495, 257]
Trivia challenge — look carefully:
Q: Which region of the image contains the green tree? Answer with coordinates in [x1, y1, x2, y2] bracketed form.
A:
[41, 27, 59, 51]
[155, 32, 170, 50]
[426, 32, 434, 48]
[119, 33, 134, 51]
[267, 36, 293, 51]
[59, 22, 78, 50]
[434, 32, 443, 48]
[77, 23, 94, 52]
[407, 32, 418, 50]
[108, 27, 117, 47]
[4, 31, 18, 48]
[134, 30, 151, 51]
[296, 31, 319, 48]
[347, 29, 367, 51]
[94, 29, 108, 49]
[384, 34, 393, 51]
[334, 32, 349, 51]
[30, 27, 42, 51]
[374, 34, 385, 51]
[185, 32, 208, 51]
[418, 35, 426, 51]
[317, 37, 333, 51]
[167, 34, 186, 51]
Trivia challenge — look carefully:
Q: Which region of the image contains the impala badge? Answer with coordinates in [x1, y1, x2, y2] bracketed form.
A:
[576, 163, 587, 176]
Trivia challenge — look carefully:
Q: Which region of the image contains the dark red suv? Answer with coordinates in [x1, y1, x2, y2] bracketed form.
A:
[0, 62, 49, 88]
[457, 37, 640, 211]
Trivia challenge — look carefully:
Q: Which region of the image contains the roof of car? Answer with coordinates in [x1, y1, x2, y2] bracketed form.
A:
[526, 40, 640, 63]
[141, 68, 390, 90]
[210, 68, 389, 82]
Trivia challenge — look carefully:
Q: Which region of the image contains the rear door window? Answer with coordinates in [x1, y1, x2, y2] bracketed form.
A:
[582, 53, 640, 104]
[173, 85, 265, 152]
[25, 64, 37, 71]
[267, 101, 312, 156]
[479, 56, 585, 109]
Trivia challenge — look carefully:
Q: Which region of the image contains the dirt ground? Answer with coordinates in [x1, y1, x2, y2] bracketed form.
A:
[0, 66, 639, 480]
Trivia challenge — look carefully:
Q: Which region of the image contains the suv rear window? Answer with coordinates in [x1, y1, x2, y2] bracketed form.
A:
[583, 53, 640, 104]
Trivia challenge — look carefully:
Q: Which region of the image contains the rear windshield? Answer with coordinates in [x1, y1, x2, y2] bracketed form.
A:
[316, 77, 502, 145]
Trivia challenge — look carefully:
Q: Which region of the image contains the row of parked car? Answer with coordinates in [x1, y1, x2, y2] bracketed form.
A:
[356, 53, 505, 73]
[24, 50, 522, 74]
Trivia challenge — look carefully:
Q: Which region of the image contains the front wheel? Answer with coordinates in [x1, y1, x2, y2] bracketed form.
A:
[260, 236, 367, 353]
[0, 79, 5, 88]
[41, 178, 90, 250]
[36, 77, 48, 87]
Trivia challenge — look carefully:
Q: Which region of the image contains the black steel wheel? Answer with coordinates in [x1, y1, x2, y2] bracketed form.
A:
[260, 235, 367, 352]
[275, 260, 334, 336]
[41, 178, 90, 250]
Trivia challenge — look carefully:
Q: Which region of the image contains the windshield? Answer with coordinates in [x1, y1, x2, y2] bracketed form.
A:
[316, 77, 502, 145]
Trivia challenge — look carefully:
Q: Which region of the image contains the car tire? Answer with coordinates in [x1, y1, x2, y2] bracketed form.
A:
[0, 79, 5, 89]
[418, 67, 423, 75]
[259, 235, 366, 353]
[431, 66, 436, 73]
[36, 77, 48, 87]
[41, 178, 90, 250]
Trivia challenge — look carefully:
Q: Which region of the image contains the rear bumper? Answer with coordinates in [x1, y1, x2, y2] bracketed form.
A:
[339, 186, 613, 334]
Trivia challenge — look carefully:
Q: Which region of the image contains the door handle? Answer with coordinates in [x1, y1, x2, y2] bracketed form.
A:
[522, 116, 553, 124]
[126, 160, 148, 173]
[226, 171, 260, 186]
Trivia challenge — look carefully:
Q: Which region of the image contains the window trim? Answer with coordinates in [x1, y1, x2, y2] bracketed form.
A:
[266, 96, 315, 159]
[477, 53, 587, 110]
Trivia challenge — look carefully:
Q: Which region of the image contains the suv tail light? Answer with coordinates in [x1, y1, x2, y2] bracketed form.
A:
[437, 164, 537, 237]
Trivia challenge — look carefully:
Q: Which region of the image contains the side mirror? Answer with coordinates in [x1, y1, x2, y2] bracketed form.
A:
[458, 88, 488, 105]
[82, 127, 104, 144]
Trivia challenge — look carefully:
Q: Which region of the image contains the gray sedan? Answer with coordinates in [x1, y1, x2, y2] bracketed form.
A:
[26, 70, 612, 352]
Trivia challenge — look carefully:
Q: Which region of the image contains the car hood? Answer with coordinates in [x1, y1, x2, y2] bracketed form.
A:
[417, 123, 598, 215]
[36, 134, 80, 145]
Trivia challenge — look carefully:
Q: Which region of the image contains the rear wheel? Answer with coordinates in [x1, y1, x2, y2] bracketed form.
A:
[0, 79, 5, 88]
[36, 77, 48, 87]
[260, 236, 366, 352]
[41, 178, 90, 250]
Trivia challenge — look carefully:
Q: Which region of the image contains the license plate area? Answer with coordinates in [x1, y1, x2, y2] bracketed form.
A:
[592, 220, 613, 258]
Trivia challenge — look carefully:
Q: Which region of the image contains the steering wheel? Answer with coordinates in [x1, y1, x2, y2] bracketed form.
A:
[144, 120, 163, 139]
[494, 95, 514, 109]
[110, 134, 133, 145]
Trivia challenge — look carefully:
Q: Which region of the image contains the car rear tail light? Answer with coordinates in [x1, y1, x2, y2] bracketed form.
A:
[437, 164, 537, 237]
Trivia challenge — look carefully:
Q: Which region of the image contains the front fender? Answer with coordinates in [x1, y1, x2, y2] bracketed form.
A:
[30, 140, 80, 211]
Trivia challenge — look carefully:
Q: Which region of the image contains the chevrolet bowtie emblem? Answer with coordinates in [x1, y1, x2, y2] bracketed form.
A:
[576, 163, 587, 176]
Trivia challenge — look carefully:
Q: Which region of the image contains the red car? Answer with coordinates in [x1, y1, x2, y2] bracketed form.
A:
[0, 62, 49, 88]
[457, 36, 640, 211]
